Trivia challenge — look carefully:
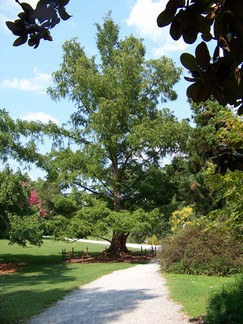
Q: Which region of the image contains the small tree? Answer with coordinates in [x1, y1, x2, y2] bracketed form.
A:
[0, 167, 45, 246]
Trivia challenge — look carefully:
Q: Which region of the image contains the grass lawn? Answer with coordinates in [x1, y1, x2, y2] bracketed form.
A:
[0, 239, 134, 324]
[164, 272, 237, 319]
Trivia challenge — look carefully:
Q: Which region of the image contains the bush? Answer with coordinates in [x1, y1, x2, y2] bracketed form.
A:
[204, 275, 243, 324]
[159, 225, 243, 276]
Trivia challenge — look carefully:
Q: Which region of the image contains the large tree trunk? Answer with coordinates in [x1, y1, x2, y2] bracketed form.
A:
[107, 162, 130, 255]
[106, 232, 130, 255]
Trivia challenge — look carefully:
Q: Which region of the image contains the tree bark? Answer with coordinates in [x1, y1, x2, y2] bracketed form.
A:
[106, 232, 130, 255]
[108, 160, 130, 255]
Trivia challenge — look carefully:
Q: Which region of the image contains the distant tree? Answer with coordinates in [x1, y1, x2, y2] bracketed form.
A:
[0, 167, 45, 246]
[189, 100, 243, 174]
[0, 167, 30, 238]
[157, 0, 243, 114]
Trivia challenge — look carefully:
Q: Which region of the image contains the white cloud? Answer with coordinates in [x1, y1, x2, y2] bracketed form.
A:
[0, 68, 52, 94]
[21, 112, 59, 124]
[127, 0, 188, 56]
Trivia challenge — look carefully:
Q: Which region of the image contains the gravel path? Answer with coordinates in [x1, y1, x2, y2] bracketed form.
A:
[28, 262, 190, 324]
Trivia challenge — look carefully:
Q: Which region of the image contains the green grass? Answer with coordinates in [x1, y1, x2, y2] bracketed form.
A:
[164, 273, 237, 319]
[0, 239, 134, 324]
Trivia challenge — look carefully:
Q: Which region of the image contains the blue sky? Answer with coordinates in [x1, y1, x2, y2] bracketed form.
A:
[0, 0, 196, 178]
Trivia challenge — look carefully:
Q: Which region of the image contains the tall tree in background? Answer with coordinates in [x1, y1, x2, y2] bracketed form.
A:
[45, 15, 190, 254]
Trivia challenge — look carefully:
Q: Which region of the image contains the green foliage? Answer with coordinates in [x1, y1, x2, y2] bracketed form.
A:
[159, 225, 243, 276]
[46, 215, 70, 238]
[189, 99, 243, 175]
[52, 194, 77, 216]
[0, 109, 45, 166]
[204, 165, 243, 238]
[0, 167, 31, 238]
[204, 275, 243, 324]
[8, 213, 45, 246]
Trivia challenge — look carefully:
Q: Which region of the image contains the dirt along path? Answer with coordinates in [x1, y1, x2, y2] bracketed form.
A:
[28, 262, 190, 324]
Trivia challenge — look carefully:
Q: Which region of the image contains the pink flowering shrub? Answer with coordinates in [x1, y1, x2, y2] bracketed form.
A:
[28, 189, 47, 218]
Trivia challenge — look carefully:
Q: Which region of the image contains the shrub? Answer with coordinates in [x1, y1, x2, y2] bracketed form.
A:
[204, 275, 243, 324]
[170, 206, 193, 232]
[159, 225, 243, 276]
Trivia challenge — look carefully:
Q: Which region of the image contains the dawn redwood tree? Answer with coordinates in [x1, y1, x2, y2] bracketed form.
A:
[0, 109, 42, 164]
[45, 15, 190, 254]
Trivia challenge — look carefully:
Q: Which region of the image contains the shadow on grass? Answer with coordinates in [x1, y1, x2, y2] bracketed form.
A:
[27, 287, 160, 324]
[0, 288, 73, 324]
[0, 254, 81, 323]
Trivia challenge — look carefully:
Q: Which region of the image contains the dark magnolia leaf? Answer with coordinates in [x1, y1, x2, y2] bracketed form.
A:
[42, 30, 53, 41]
[13, 36, 27, 46]
[18, 12, 25, 19]
[195, 42, 210, 69]
[33, 38, 40, 49]
[233, 159, 243, 171]
[61, 0, 70, 5]
[41, 20, 52, 28]
[237, 104, 243, 116]
[28, 38, 38, 47]
[58, 6, 72, 21]
[184, 76, 196, 82]
[180, 53, 199, 72]
[5, 21, 24, 36]
[35, 2, 49, 23]
[170, 16, 183, 40]
[213, 45, 220, 62]
[183, 28, 198, 44]
[220, 163, 228, 175]
[187, 81, 210, 103]
[201, 32, 212, 42]
[209, 82, 227, 106]
[157, 8, 175, 27]
[50, 16, 61, 28]
[20, 2, 34, 12]
[234, 150, 243, 161]
[228, 160, 236, 172]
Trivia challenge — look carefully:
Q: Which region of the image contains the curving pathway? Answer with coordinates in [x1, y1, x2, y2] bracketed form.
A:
[28, 262, 190, 324]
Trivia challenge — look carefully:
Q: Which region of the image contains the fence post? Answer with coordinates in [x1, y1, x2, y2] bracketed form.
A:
[86, 247, 89, 257]
[62, 248, 66, 261]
